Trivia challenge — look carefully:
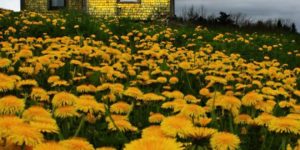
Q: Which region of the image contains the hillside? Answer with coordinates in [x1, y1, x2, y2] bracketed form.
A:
[0, 9, 300, 150]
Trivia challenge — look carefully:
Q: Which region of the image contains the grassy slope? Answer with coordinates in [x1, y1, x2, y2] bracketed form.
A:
[1, 10, 299, 69]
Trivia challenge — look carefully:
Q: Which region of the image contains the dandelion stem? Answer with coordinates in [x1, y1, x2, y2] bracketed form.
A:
[73, 116, 85, 137]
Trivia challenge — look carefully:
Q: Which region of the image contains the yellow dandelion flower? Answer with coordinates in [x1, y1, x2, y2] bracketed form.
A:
[96, 147, 116, 150]
[268, 117, 300, 134]
[16, 79, 38, 89]
[108, 119, 137, 132]
[199, 88, 211, 97]
[0, 73, 15, 92]
[52, 80, 69, 87]
[109, 83, 124, 95]
[286, 113, 300, 120]
[19, 66, 35, 75]
[52, 92, 78, 107]
[123, 87, 143, 98]
[30, 87, 50, 102]
[96, 83, 111, 92]
[110, 101, 131, 114]
[206, 95, 241, 116]
[0, 58, 11, 68]
[124, 137, 183, 150]
[255, 100, 276, 113]
[234, 114, 254, 125]
[54, 106, 79, 118]
[183, 127, 217, 140]
[179, 61, 191, 70]
[7, 124, 43, 147]
[210, 132, 241, 150]
[47, 76, 60, 83]
[138, 93, 166, 101]
[169, 77, 179, 84]
[0, 116, 23, 138]
[142, 125, 167, 138]
[205, 76, 227, 85]
[156, 77, 168, 83]
[149, 112, 165, 123]
[60, 138, 94, 150]
[34, 142, 68, 150]
[194, 117, 212, 127]
[254, 113, 276, 126]
[241, 91, 264, 106]
[184, 95, 200, 103]
[180, 104, 206, 118]
[294, 90, 300, 97]
[76, 84, 97, 93]
[0, 95, 25, 115]
[292, 105, 300, 113]
[161, 99, 186, 113]
[22, 106, 51, 121]
[30, 121, 59, 133]
[162, 90, 184, 99]
[161, 115, 194, 138]
[75, 96, 102, 113]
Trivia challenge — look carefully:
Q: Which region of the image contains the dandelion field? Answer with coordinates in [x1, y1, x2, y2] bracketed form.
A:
[0, 9, 300, 150]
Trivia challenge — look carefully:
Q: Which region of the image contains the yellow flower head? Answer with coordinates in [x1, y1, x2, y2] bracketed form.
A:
[241, 91, 264, 106]
[180, 104, 206, 118]
[184, 95, 200, 103]
[149, 112, 165, 123]
[108, 118, 137, 132]
[0, 95, 25, 115]
[0, 58, 11, 68]
[268, 117, 300, 135]
[234, 114, 254, 125]
[142, 125, 167, 138]
[183, 127, 217, 140]
[169, 77, 179, 84]
[16, 79, 38, 89]
[60, 138, 94, 150]
[0, 116, 23, 138]
[138, 93, 166, 102]
[210, 132, 240, 150]
[199, 88, 211, 97]
[123, 87, 143, 99]
[254, 113, 276, 126]
[54, 106, 79, 118]
[34, 142, 68, 150]
[124, 137, 183, 150]
[161, 115, 194, 138]
[31, 87, 49, 102]
[0, 73, 15, 92]
[22, 106, 52, 121]
[7, 124, 43, 147]
[52, 92, 78, 107]
[76, 84, 97, 93]
[75, 96, 103, 113]
[110, 101, 131, 114]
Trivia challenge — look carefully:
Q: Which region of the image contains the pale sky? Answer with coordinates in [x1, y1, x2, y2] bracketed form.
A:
[0, 0, 299, 30]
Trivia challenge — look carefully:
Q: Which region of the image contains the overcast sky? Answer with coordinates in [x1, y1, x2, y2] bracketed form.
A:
[1, 0, 299, 30]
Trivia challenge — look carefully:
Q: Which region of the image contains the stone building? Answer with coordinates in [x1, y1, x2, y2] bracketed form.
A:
[21, 0, 175, 19]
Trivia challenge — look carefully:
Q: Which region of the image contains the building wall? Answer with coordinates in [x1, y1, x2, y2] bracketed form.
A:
[22, 0, 173, 19]
[88, 0, 171, 19]
[23, 0, 84, 12]
[24, 0, 48, 12]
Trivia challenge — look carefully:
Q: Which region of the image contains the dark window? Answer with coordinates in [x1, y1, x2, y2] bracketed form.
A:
[49, 0, 66, 10]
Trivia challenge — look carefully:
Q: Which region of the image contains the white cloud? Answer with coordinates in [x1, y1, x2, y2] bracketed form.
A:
[0, 0, 20, 11]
